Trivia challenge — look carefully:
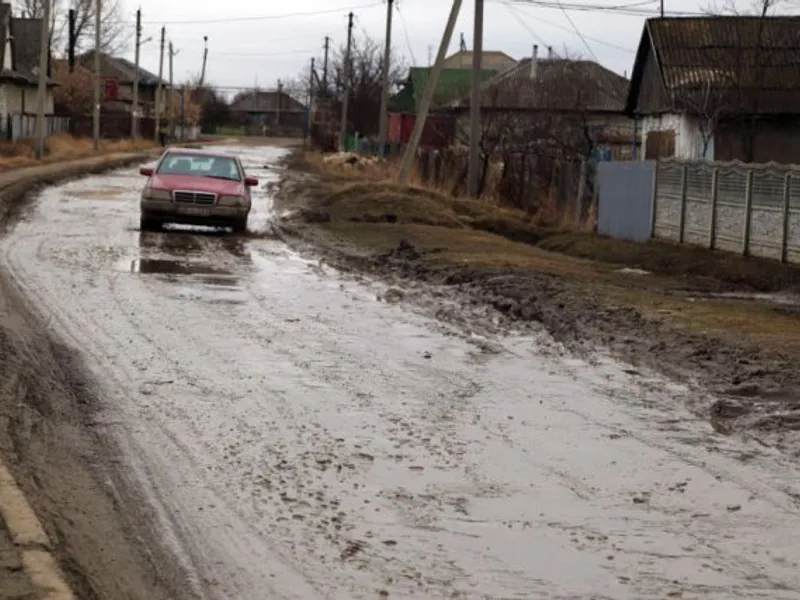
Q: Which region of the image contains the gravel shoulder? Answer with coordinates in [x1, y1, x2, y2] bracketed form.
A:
[272, 152, 800, 456]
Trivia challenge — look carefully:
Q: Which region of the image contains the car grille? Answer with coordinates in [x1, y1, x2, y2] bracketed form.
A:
[173, 190, 217, 205]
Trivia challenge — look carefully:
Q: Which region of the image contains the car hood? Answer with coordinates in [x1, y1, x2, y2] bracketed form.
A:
[150, 174, 245, 195]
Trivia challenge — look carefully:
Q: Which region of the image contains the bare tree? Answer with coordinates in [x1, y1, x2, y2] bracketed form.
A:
[15, 0, 131, 56]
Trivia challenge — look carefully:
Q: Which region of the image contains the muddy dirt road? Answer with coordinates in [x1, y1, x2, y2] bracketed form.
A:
[3, 145, 800, 599]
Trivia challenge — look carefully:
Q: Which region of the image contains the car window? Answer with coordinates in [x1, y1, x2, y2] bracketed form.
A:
[156, 153, 241, 181]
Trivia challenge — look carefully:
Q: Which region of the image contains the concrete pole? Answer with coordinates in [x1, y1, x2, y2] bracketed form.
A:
[132, 8, 141, 138]
[154, 26, 165, 141]
[92, 0, 101, 151]
[398, 0, 463, 184]
[467, 0, 484, 197]
[168, 42, 175, 139]
[322, 36, 330, 91]
[377, 0, 394, 159]
[34, 0, 50, 159]
[338, 12, 354, 152]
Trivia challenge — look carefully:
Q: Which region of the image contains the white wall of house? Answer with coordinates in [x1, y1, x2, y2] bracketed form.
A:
[638, 112, 715, 161]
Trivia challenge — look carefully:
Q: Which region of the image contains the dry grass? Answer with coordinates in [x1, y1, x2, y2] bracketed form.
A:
[0, 135, 157, 171]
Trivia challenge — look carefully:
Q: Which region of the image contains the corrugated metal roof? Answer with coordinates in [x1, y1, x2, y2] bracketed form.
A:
[452, 58, 629, 112]
[646, 16, 800, 113]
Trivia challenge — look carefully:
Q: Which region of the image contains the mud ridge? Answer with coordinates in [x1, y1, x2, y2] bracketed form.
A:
[272, 177, 800, 456]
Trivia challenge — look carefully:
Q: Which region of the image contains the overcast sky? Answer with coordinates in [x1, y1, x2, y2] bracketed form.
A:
[126, 0, 782, 93]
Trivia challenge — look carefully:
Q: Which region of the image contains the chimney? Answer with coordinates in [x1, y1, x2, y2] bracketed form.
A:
[530, 44, 538, 79]
[548, 46, 553, 58]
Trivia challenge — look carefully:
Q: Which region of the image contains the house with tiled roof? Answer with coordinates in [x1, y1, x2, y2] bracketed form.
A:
[446, 47, 635, 159]
[0, 3, 59, 139]
[626, 16, 800, 163]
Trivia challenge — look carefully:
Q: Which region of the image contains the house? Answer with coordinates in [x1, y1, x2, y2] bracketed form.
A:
[0, 4, 58, 139]
[447, 47, 635, 159]
[229, 89, 307, 134]
[441, 49, 517, 72]
[76, 51, 165, 117]
[387, 66, 498, 147]
[625, 16, 800, 163]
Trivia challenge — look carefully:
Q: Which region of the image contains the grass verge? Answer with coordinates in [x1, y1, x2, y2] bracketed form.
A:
[0, 135, 157, 171]
[280, 150, 800, 367]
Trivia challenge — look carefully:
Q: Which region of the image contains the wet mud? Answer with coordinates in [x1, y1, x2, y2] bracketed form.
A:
[2, 145, 800, 599]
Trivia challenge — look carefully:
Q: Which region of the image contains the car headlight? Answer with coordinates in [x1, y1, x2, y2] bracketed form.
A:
[142, 187, 171, 201]
[218, 195, 246, 207]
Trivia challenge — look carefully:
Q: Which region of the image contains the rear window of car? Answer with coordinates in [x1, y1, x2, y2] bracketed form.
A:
[157, 153, 241, 181]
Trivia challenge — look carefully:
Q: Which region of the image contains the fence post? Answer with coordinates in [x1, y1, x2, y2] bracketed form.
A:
[573, 157, 588, 230]
[649, 160, 659, 238]
[781, 172, 791, 263]
[678, 164, 688, 244]
[742, 169, 754, 256]
[708, 167, 719, 249]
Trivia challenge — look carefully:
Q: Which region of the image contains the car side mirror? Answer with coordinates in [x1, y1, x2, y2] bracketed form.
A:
[140, 166, 154, 177]
[244, 176, 258, 187]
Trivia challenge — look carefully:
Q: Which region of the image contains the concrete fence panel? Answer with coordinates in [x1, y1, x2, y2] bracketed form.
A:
[653, 158, 800, 264]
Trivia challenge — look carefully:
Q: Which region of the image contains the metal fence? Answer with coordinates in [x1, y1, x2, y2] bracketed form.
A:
[1, 114, 71, 141]
[654, 159, 800, 263]
[597, 160, 656, 242]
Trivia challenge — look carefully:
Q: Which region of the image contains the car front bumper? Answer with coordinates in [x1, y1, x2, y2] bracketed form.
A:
[141, 199, 250, 226]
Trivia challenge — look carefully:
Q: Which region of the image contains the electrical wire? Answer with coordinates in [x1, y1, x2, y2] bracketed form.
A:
[122, 2, 383, 26]
[555, 0, 600, 62]
[395, 1, 418, 66]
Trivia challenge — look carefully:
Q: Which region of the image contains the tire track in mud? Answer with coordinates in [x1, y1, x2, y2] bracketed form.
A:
[5, 151, 800, 599]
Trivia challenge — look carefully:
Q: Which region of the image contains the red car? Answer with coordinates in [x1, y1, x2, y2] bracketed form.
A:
[138, 147, 259, 233]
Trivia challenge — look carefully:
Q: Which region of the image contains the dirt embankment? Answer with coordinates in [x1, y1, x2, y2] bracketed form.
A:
[0, 152, 201, 599]
[272, 151, 800, 453]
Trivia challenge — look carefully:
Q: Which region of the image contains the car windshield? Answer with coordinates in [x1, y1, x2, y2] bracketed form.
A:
[156, 153, 241, 181]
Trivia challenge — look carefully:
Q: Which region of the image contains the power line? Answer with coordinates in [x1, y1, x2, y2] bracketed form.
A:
[555, 0, 599, 62]
[500, 0, 709, 16]
[112, 2, 383, 26]
[395, 1, 417, 66]
[208, 48, 320, 58]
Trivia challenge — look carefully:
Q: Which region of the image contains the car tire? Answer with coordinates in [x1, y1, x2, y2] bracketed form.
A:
[140, 214, 161, 232]
[232, 218, 248, 234]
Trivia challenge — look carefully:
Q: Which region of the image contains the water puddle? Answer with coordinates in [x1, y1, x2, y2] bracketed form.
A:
[125, 258, 232, 277]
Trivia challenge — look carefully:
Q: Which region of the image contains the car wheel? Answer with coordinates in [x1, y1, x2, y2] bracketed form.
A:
[232, 218, 248, 234]
[140, 214, 161, 232]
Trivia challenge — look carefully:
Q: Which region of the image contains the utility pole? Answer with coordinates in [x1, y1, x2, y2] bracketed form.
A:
[377, 0, 394, 159]
[132, 8, 141, 138]
[398, 0, 463, 183]
[92, 0, 101, 151]
[67, 8, 76, 72]
[467, 0, 484, 198]
[154, 26, 165, 142]
[660, 0, 664, 17]
[199, 35, 208, 87]
[34, 0, 50, 160]
[306, 57, 314, 148]
[276, 79, 283, 128]
[168, 42, 177, 139]
[322, 36, 330, 91]
[338, 12, 354, 152]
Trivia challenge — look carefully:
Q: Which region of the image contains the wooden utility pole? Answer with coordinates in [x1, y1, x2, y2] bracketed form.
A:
[154, 26, 165, 142]
[67, 8, 76, 72]
[398, 0, 463, 183]
[338, 12, 353, 152]
[377, 0, 394, 159]
[132, 8, 141, 138]
[199, 35, 208, 87]
[92, 0, 101, 151]
[467, 0, 484, 197]
[34, 0, 50, 159]
[276, 79, 283, 127]
[322, 36, 330, 91]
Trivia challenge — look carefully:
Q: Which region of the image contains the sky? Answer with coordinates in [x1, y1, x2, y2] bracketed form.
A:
[125, 0, 773, 94]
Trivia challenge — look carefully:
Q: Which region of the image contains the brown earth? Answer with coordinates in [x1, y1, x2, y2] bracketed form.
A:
[272, 151, 800, 455]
